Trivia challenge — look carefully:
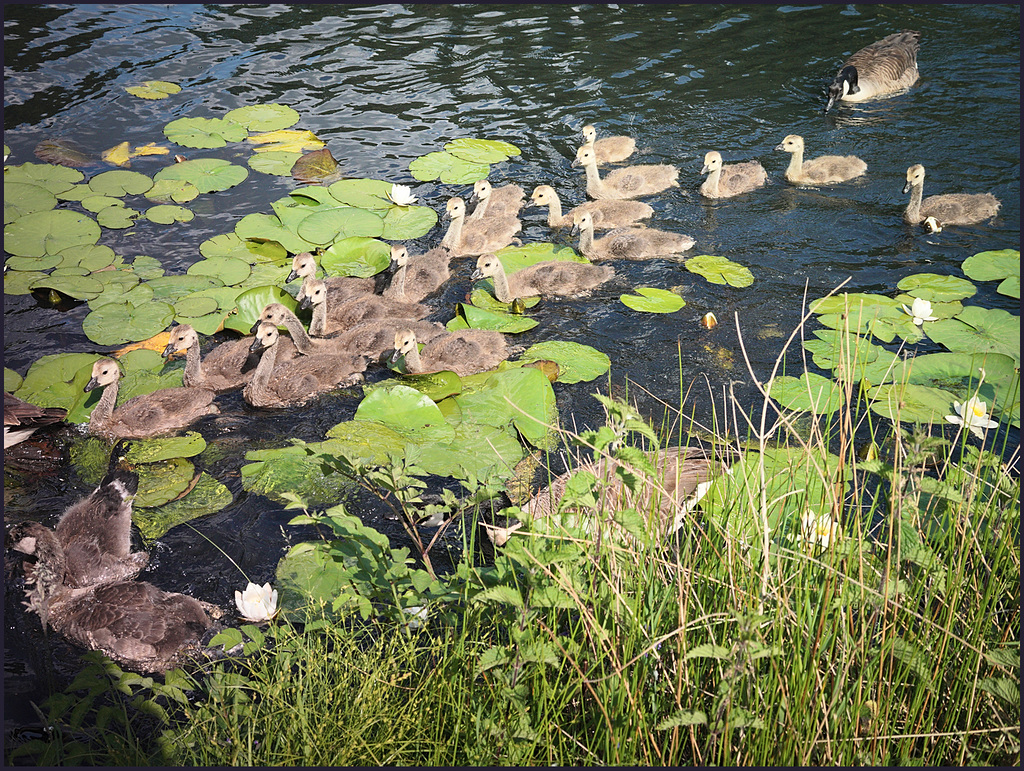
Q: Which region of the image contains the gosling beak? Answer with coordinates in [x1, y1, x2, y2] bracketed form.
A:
[249, 319, 262, 334]
[570, 157, 581, 168]
[299, 295, 314, 311]
[470, 268, 484, 281]
[285, 269, 300, 283]
[161, 342, 176, 358]
[388, 347, 403, 366]
[249, 337, 267, 354]
[700, 163, 711, 175]
[774, 142, 785, 151]
[902, 181, 912, 195]
[84, 377, 100, 393]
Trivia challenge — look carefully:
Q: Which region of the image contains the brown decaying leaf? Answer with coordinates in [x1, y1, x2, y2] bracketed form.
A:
[522, 359, 560, 383]
[103, 141, 132, 167]
[291, 147, 340, 184]
[34, 139, 92, 168]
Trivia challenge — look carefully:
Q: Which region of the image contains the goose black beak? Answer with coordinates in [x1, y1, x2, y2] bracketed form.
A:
[299, 295, 313, 311]
[286, 269, 300, 283]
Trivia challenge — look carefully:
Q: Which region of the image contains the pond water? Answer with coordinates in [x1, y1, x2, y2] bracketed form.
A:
[3, 3, 1019, 737]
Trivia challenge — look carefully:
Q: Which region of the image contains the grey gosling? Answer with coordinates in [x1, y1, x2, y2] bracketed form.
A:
[161, 323, 298, 393]
[298, 277, 429, 336]
[389, 327, 510, 378]
[382, 244, 451, 304]
[824, 30, 921, 113]
[700, 151, 767, 198]
[471, 253, 614, 304]
[775, 134, 867, 185]
[581, 124, 637, 164]
[573, 145, 678, 200]
[572, 210, 694, 261]
[469, 179, 525, 220]
[286, 251, 374, 303]
[529, 184, 653, 230]
[902, 164, 1000, 226]
[440, 197, 522, 257]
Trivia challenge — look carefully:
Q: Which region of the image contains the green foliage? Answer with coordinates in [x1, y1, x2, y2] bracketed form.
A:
[619, 286, 686, 313]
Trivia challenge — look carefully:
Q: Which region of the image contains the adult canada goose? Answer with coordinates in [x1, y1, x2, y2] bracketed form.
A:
[286, 251, 375, 303]
[440, 197, 521, 257]
[700, 151, 768, 198]
[471, 253, 614, 304]
[4, 393, 66, 449]
[243, 322, 366, 408]
[83, 358, 218, 441]
[573, 145, 679, 200]
[390, 327, 510, 378]
[824, 30, 921, 113]
[382, 244, 451, 304]
[581, 124, 637, 164]
[8, 521, 216, 674]
[529, 184, 654, 230]
[901, 164, 1001, 226]
[161, 323, 297, 393]
[572, 210, 694, 261]
[299, 277, 429, 336]
[775, 135, 867, 185]
[469, 179, 525, 220]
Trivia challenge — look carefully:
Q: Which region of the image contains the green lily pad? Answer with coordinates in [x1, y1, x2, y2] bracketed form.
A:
[961, 249, 1020, 283]
[454, 366, 559, 451]
[448, 303, 539, 334]
[124, 432, 207, 464]
[237, 262, 292, 290]
[324, 420, 411, 462]
[80, 195, 125, 213]
[518, 341, 611, 384]
[88, 280, 152, 311]
[5, 254, 63, 272]
[3, 162, 83, 195]
[326, 178, 394, 210]
[685, 254, 754, 288]
[187, 256, 252, 286]
[127, 254, 165, 279]
[5, 367, 24, 392]
[154, 158, 249, 194]
[809, 292, 902, 315]
[55, 184, 96, 202]
[89, 170, 153, 197]
[897, 273, 977, 303]
[893, 294, 964, 322]
[4, 270, 48, 295]
[409, 151, 490, 184]
[234, 212, 317, 254]
[379, 205, 439, 240]
[145, 205, 194, 224]
[767, 372, 845, 414]
[164, 116, 247, 149]
[125, 80, 181, 99]
[225, 104, 300, 132]
[926, 306, 1020, 364]
[146, 274, 225, 302]
[296, 206, 384, 244]
[145, 178, 201, 204]
[58, 244, 118, 271]
[320, 237, 391, 278]
[200, 233, 288, 264]
[133, 457, 195, 508]
[413, 423, 523, 481]
[172, 294, 220, 319]
[133, 472, 232, 541]
[82, 300, 176, 345]
[223, 284, 298, 334]
[867, 383, 961, 425]
[620, 286, 686, 313]
[468, 287, 541, 313]
[355, 384, 449, 432]
[241, 439, 356, 506]
[3, 209, 100, 257]
[29, 273, 104, 301]
[997, 275, 1020, 299]
[4, 181, 57, 224]
[492, 242, 586, 271]
[444, 138, 521, 163]
[802, 328, 886, 378]
[97, 206, 140, 229]
[248, 150, 302, 176]
[14, 352, 103, 418]
[389, 370, 464, 402]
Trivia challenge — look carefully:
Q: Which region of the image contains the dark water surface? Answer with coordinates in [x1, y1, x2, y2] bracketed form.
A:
[3, 3, 1019, 735]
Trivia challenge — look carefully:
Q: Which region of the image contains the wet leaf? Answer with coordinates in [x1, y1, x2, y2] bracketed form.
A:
[449, 302, 539, 333]
[768, 372, 845, 414]
[444, 137, 521, 163]
[96, 205, 140, 229]
[409, 150, 489, 184]
[3, 209, 100, 256]
[413, 423, 523, 480]
[153, 157, 248, 194]
[290, 147, 340, 183]
[4, 270, 48, 295]
[296, 206, 384, 244]
[234, 212, 317, 254]
[493, 242, 586, 272]
[469, 287, 541, 313]
[225, 103, 300, 132]
[518, 341, 610, 384]
[14, 352, 103, 416]
[89, 170, 153, 197]
[997, 275, 1020, 299]
[133, 472, 232, 541]
[87, 280, 152, 311]
[144, 178, 200, 204]
[379, 205, 439, 240]
[926, 306, 1020, 363]
[223, 284, 298, 334]
[146, 274, 225, 302]
[144, 204, 194, 224]
[124, 432, 207, 464]
[326, 178, 393, 210]
[186, 256, 251, 286]
[320, 237, 391, 278]
[867, 383, 960, 424]
[82, 299, 176, 345]
[324, 420, 411, 461]
[200, 233, 288, 264]
[102, 141, 133, 167]
[164, 116, 247, 149]
[4, 181, 57, 224]
[5, 367, 24, 392]
[236, 262, 292, 290]
[620, 286, 685, 313]
[897, 273, 976, 303]
[3, 162, 84, 194]
[125, 80, 181, 99]
[59, 244, 118, 271]
[113, 330, 174, 358]
[454, 366, 559, 450]
[133, 457, 195, 508]
[802, 328, 887, 380]
[5, 254, 62, 272]
[172, 295, 220, 319]
[29, 273, 104, 300]
[686, 254, 754, 287]
[241, 440, 356, 506]
[355, 384, 449, 432]
[249, 150, 302, 176]
[33, 139, 92, 168]
[128, 254, 165, 279]
[248, 129, 324, 154]
[962, 249, 1020, 283]
[386, 370, 463, 402]
[80, 195, 125, 213]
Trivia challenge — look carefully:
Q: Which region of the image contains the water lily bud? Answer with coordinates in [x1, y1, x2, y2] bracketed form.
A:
[700, 312, 718, 329]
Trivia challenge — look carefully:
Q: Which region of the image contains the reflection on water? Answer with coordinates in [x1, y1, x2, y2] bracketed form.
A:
[3, 1, 1019, 733]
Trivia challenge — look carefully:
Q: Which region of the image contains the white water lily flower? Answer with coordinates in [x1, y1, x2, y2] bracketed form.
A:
[388, 183, 417, 206]
[796, 510, 839, 551]
[945, 396, 999, 440]
[901, 297, 938, 326]
[402, 605, 428, 630]
[235, 581, 279, 622]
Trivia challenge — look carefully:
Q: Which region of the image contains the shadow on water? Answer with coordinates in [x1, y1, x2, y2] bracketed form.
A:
[3, 2, 1019, 743]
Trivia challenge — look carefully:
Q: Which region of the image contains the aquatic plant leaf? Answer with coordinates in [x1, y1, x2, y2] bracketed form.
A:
[809, 292, 902, 316]
[241, 440, 356, 506]
[59, 244, 118, 271]
[102, 142, 132, 167]
[492, 242, 586, 271]
[892, 294, 963, 321]
[409, 151, 490, 184]
[620, 286, 686, 313]
[124, 432, 207, 464]
[326, 178, 394, 210]
[200, 233, 288, 264]
[14, 352, 102, 417]
[146, 274, 225, 302]
[454, 366, 559, 450]
[3, 162, 83, 194]
[449, 302, 539, 333]
[355, 384, 449, 432]
[29, 273, 104, 300]
[154, 157, 248, 194]
[144, 204, 194, 224]
[926, 306, 1020, 364]
[225, 103, 299, 132]
[324, 420, 410, 460]
[81, 299, 175, 345]
[867, 383, 960, 424]
[96, 205, 140, 229]
[164, 116, 247, 149]
[5, 254, 62, 272]
[223, 284, 298, 334]
[685, 254, 754, 287]
[445, 137, 521, 162]
[81, 195, 126, 213]
[133, 472, 232, 541]
[248, 150, 302, 176]
[125, 80, 181, 99]
[247, 129, 324, 154]
[5, 367, 24, 392]
[128, 254, 165, 279]
[3, 209, 100, 256]
[768, 372, 845, 414]
[33, 139, 92, 168]
[114, 331, 173, 359]
[4, 181, 57, 223]
[144, 178, 200, 204]
[296, 207, 384, 244]
[133, 457, 195, 508]
[4, 270, 47, 295]
[236, 262, 292, 290]
[518, 341, 610, 384]
[379, 205, 439, 240]
[961, 249, 1020, 283]
[468, 287, 541, 313]
[88, 281, 152, 311]
[187, 256, 252, 286]
[996, 275, 1020, 299]
[172, 295, 220, 319]
[234, 212, 317, 254]
[290, 147, 339, 183]
[413, 423, 523, 481]
[387, 370, 463, 402]
[897, 273, 977, 303]
[320, 237, 391, 278]
[802, 328, 886, 379]
[88, 169, 153, 197]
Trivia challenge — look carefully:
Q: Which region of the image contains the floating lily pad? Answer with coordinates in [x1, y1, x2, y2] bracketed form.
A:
[290, 147, 339, 183]
[249, 150, 303, 176]
[620, 286, 686, 313]
[413, 423, 524, 481]
[297, 206, 384, 244]
[82, 299, 176, 345]
[145, 204, 194, 224]
[125, 80, 181, 99]
[127, 254, 165, 279]
[518, 341, 610, 384]
[492, 242, 586, 271]
[241, 440, 356, 506]
[199, 233, 287, 264]
[133, 457, 195, 508]
[146, 274, 225, 302]
[63, 245, 119, 272]
[379, 205, 439, 240]
[237, 262, 292, 290]
[145, 178, 201, 204]
[248, 129, 324, 154]
[355, 384, 449, 433]
[4, 162, 84, 195]
[89, 169, 153, 197]
[444, 138, 521, 163]
[133, 472, 232, 541]
[33, 139, 91, 168]
[320, 237, 391, 278]
[867, 383, 961, 425]
[767, 372, 846, 415]
[4, 181, 57, 224]
[326, 178, 394, 210]
[409, 151, 490, 184]
[324, 420, 411, 462]
[468, 287, 541, 313]
[87, 280, 152, 311]
[80, 195, 125, 213]
[225, 104, 300, 132]
[962, 249, 1020, 282]
[3, 209, 100, 257]
[4, 270, 48, 295]
[29, 273, 104, 300]
[453, 366, 558, 451]
[897, 273, 977, 303]
[55, 184, 98, 202]
[187, 256, 252, 286]
[124, 432, 207, 464]
[97, 206, 140, 229]
[234, 212, 317, 254]
[802, 328, 888, 381]
[173, 286, 242, 334]
[926, 306, 1020, 363]
[388, 370, 463, 402]
[14, 352, 102, 416]
[5, 368, 24, 392]
[223, 284, 298, 334]
[448, 302, 539, 333]
[686, 254, 754, 288]
[172, 294, 220, 319]
[164, 116, 247, 149]
[5, 254, 63, 272]
[996, 275, 1020, 299]
[154, 158, 249, 194]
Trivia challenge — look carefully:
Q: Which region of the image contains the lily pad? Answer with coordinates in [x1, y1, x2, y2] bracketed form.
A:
[996, 276, 1020, 299]
[326, 178, 394, 210]
[962, 249, 1020, 283]
[5, 254, 63, 272]
[296, 206, 384, 244]
[867, 383, 961, 425]
[447, 303, 539, 333]
[320, 237, 391, 278]
[97, 206, 140, 229]
[145, 205, 194, 224]
[3, 162, 83, 195]
[87, 281, 152, 311]
[133, 457, 196, 508]
[355, 384, 449, 433]
[14, 352, 103, 416]
[620, 286, 685, 313]
[767, 372, 846, 415]
[248, 150, 302, 176]
[29, 273, 104, 300]
[234, 212, 317, 254]
[444, 138, 521, 163]
[89, 170, 153, 197]
[187, 256, 252, 286]
[241, 440, 356, 506]
[124, 432, 207, 464]
[223, 284, 298, 334]
[926, 306, 1020, 364]
[247, 129, 324, 154]
[454, 366, 559, 451]
[290, 147, 339, 183]
[225, 104, 300, 132]
[128, 254, 165, 279]
[897, 273, 977, 303]
[237, 262, 292, 290]
[324, 420, 411, 462]
[685, 254, 754, 288]
[164, 116, 247, 149]
[200, 233, 288, 264]
[5, 368, 24, 392]
[802, 328, 886, 379]
[172, 295, 220, 319]
[154, 158, 249, 194]
[82, 299, 176, 346]
[133, 472, 232, 541]
[492, 242, 586, 272]
[388, 370, 463, 402]
[146, 274, 225, 302]
[145, 178, 201, 204]
[413, 423, 524, 481]
[518, 341, 610, 384]
[4, 181, 57, 224]
[4, 270, 48, 295]
[80, 195, 126, 213]
[33, 139, 91, 168]
[379, 205, 439, 240]
[468, 287, 540, 313]
[125, 80, 181, 99]
[409, 151, 490, 184]
[3, 209, 100, 257]
[59, 244, 118, 272]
